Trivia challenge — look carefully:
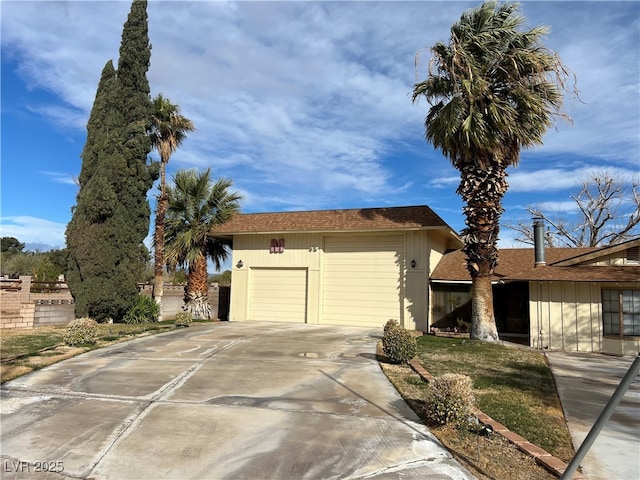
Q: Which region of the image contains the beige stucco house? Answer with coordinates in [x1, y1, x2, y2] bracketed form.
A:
[431, 238, 640, 356]
[210, 205, 463, 330]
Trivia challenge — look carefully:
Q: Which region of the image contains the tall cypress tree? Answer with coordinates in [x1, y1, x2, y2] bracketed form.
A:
[66, 0, 158, 322]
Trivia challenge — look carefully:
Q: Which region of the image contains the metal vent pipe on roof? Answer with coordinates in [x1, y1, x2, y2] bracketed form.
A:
[533, 217, 546, 266]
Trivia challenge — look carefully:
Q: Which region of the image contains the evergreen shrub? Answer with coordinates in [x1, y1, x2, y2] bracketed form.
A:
[383, 319, 399, 333]
[123, 295, 159, 324]
[65, 0, 157, 323]
[175, 311, 193, 327]
[424, 373, 476, 428]
[382, 325, 417, 364]
[64, 318, 98, 346]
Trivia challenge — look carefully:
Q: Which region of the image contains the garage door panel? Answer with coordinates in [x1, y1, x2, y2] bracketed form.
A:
[324, 267, 401, 276]
[323, 287, 399, 298]
[249, 268, 307, 323]
[322, 236, 403, 327]
[323, 277, 400, 288]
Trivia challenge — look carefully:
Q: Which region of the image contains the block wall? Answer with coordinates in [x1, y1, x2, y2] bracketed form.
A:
[1, 276, 74, 329]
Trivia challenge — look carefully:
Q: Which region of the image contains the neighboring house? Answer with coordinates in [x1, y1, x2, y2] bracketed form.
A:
[210, 205, 463, 330]
[431, 237, 640, 356]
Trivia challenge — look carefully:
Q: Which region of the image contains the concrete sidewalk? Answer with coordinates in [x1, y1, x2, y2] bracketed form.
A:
[546, 351, 640, 480]
[1, 322, 475, 480]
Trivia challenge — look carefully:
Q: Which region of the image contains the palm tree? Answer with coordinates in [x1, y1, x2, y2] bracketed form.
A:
[412, 1, 571, 341]
[149, 94, 195, 318]
[164, 169, 242, 319]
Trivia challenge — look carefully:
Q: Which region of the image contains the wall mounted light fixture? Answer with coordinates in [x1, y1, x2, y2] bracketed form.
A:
[236, 260, 244, 268]
[410, 259, 416, 269]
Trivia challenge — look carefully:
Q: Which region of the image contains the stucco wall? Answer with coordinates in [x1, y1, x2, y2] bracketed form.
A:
[138, 284, 227, 320]
[529, 280, 640, 355]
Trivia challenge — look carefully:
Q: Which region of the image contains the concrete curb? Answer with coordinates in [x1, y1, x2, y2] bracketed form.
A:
[408, 359, 587, 479]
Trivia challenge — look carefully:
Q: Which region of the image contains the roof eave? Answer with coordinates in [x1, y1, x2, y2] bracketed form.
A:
[212, 225, 458, 237]
[551, 238, 640, 266]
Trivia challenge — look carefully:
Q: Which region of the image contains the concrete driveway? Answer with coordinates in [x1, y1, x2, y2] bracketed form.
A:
[1, 322, 474, 480]
[547, 351, 640, 480]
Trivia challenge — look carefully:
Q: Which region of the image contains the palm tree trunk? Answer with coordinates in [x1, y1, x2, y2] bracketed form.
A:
[458, 161, 507, 342]
[152, 160, 168, 320]
[185, 255, 210, 319]
[470, 275, 499, 341]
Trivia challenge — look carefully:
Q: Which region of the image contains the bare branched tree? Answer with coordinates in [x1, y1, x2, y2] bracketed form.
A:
[505, 171, 640, 247]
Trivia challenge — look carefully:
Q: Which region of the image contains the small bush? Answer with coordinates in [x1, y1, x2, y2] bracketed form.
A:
[424, 373, 475, 428]
[64, 318, 98, 346]
[382, 325, 417, 364]
[123, 295, 159, 324]
[383, 319, 399, 333]
[175, 311, 193, 327]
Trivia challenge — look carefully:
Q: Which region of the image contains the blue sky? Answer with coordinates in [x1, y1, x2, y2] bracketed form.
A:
[1, 1, 639, 259]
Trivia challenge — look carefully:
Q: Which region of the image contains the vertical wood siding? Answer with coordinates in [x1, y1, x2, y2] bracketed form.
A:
[529, 281, 636, 354]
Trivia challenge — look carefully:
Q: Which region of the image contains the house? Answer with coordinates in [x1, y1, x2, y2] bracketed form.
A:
[211, 205, 639, 355]
[431, 235, 640, 356]
[210, 205, 463, 330]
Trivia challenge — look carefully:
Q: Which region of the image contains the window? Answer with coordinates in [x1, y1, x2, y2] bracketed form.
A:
[602, 289, 640, 337]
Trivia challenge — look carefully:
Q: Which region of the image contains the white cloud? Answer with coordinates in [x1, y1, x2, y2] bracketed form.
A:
[497, 228, 523, 249]
[26, 103, 87, 131]
[0, 216, 66, 250]
[523, 2, 640, 166]
[41, 171, 78, 186]
[508, 166, 639, 193]
[427, 176, 459, 189]
[1, 1, 471, 213]
[2, 1, 128, 112]
[520, 201, 577, 213]
[1, 1, 638, 222]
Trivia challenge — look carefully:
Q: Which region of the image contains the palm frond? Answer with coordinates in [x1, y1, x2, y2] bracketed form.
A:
[149, 94, 196, 163]
[412, 0, 573, 168]
[164, 168, 242, 273]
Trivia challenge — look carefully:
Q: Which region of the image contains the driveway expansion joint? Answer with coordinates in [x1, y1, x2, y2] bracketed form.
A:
[84, 338, 248, 476]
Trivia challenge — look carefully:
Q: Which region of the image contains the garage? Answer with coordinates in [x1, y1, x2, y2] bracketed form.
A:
[322, 235, 404, 327]
[212, 205, 464, 329]
[248, 268, 308, 322]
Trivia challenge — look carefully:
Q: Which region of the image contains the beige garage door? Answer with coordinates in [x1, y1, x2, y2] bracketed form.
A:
[248, 268, 307, 322]
[322, 235, 403, 327]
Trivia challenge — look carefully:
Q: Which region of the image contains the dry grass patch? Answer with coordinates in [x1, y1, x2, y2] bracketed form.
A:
[1, 320, 206, 383]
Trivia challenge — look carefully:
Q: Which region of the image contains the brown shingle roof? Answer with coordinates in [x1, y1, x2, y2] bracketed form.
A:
[210, 205, 457, 235]
[431, 248, 640, 283]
